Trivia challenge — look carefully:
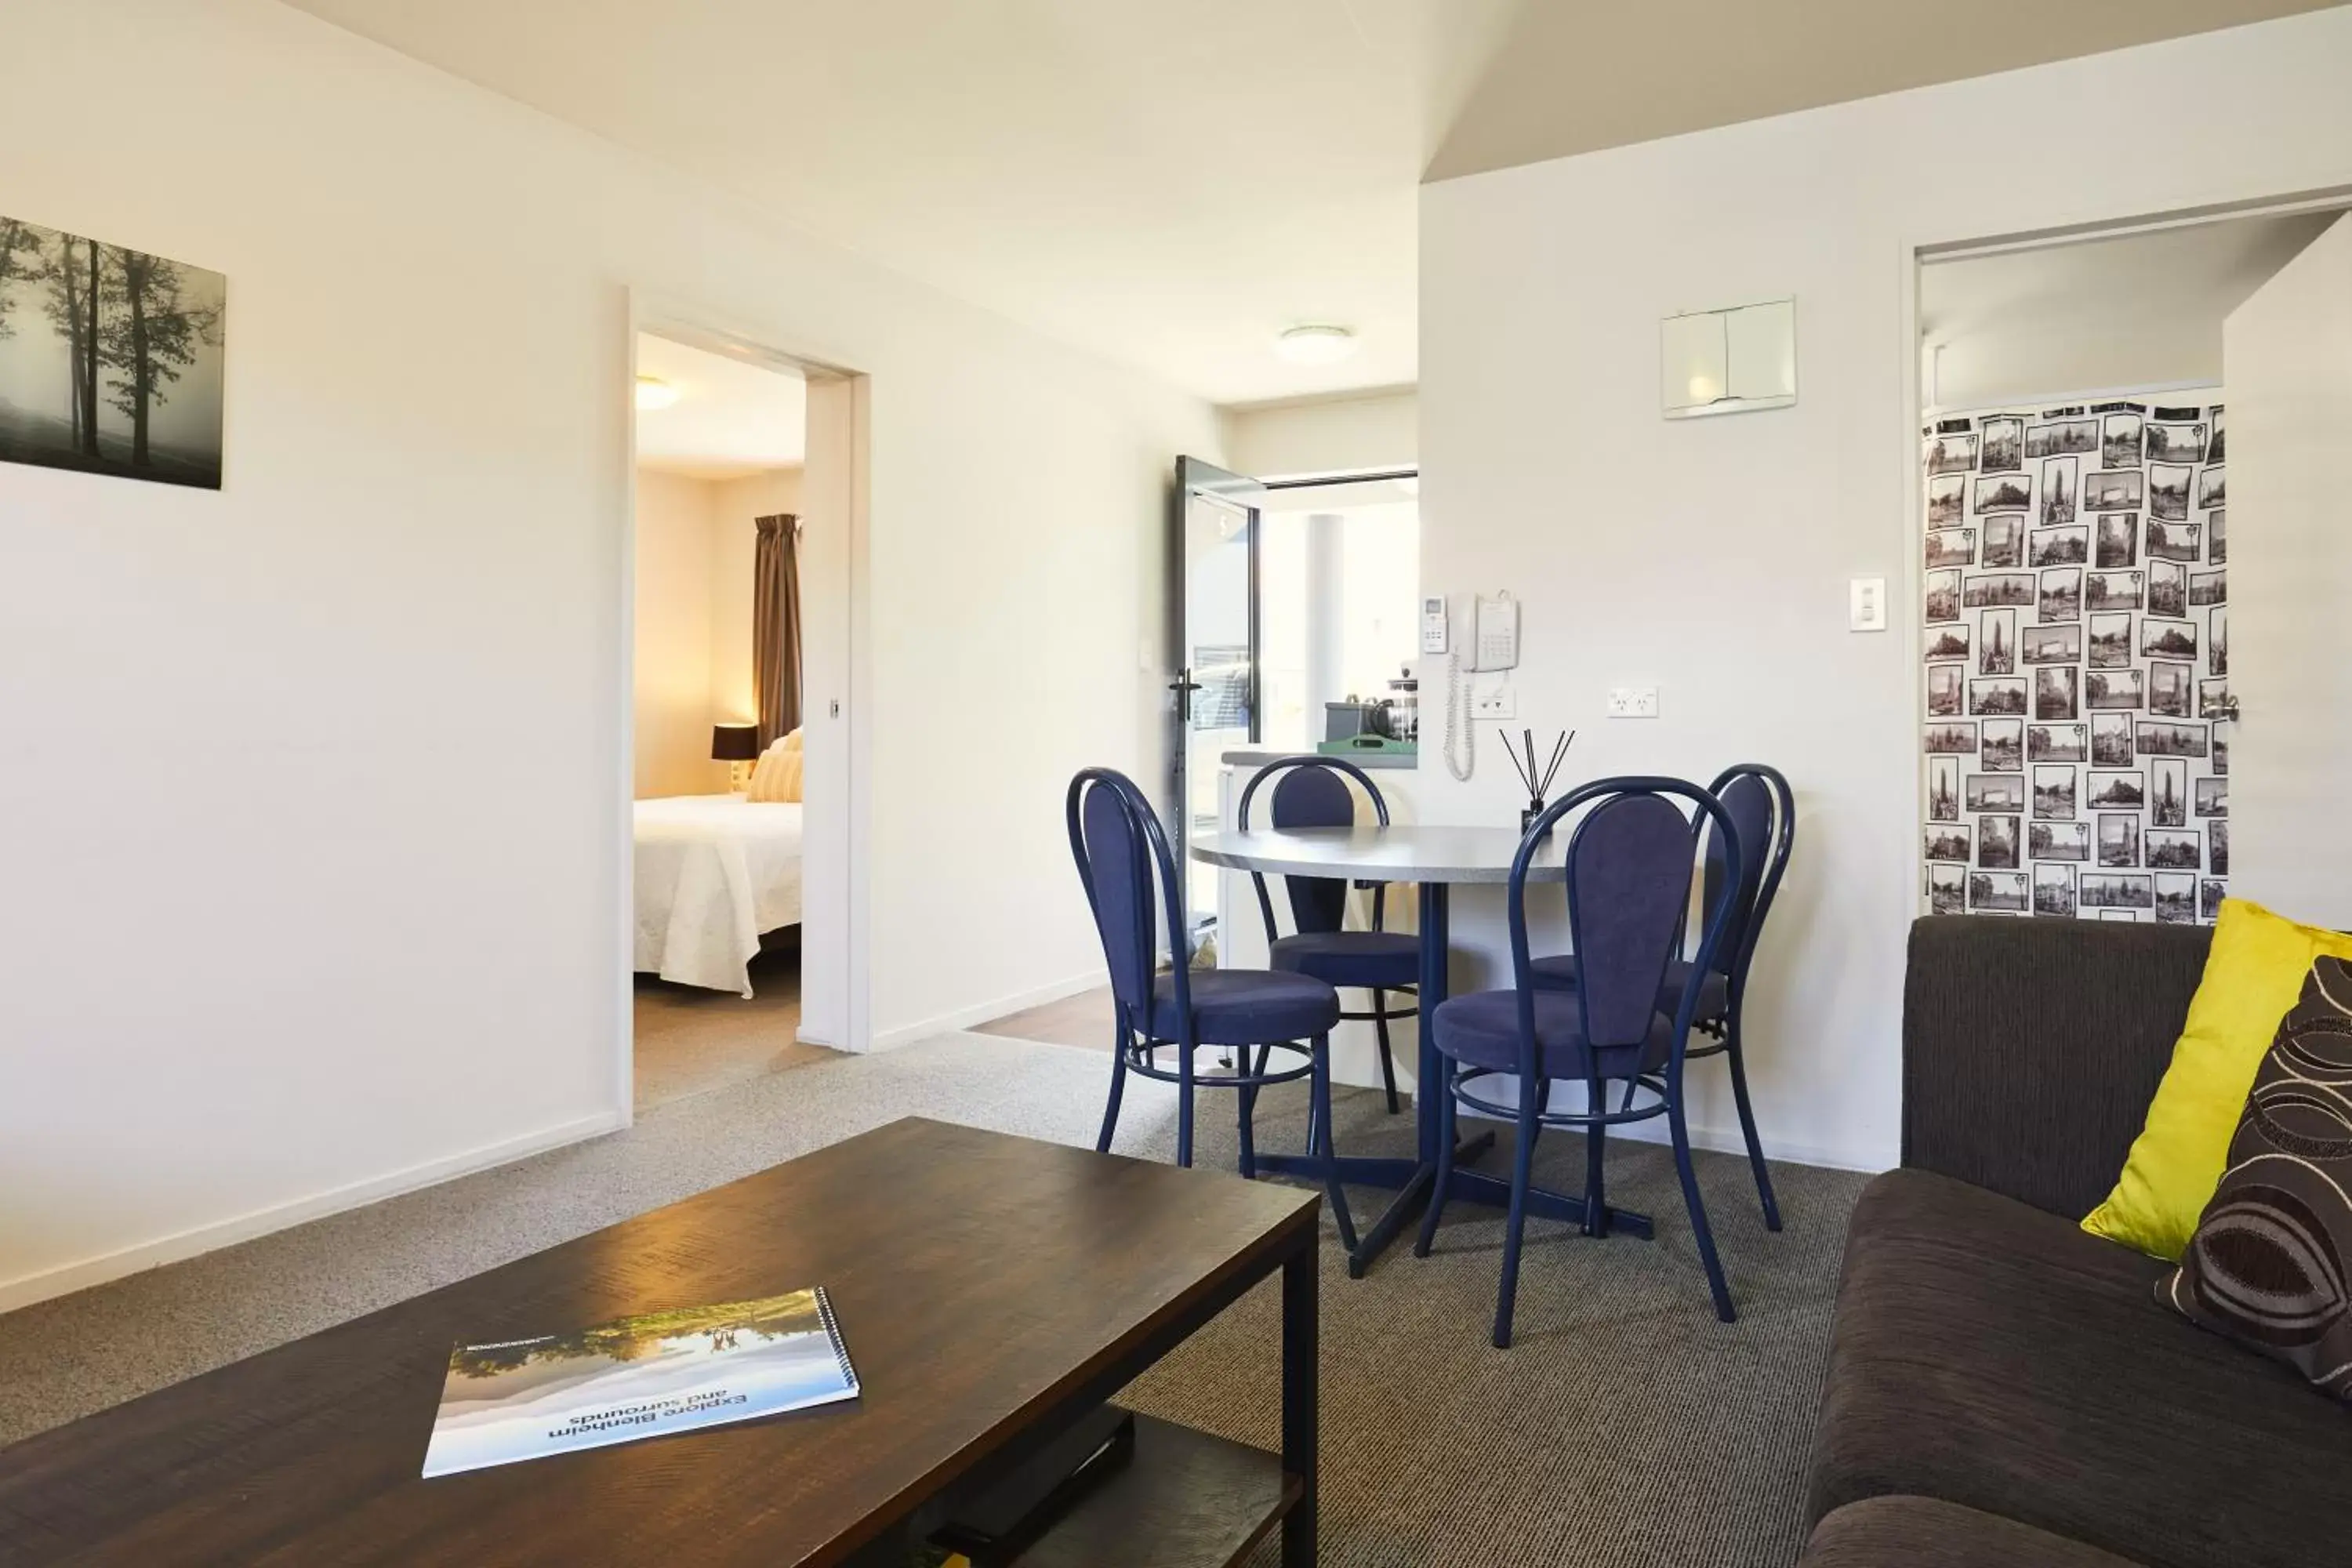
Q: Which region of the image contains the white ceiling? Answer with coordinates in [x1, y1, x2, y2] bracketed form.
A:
[1424, 0, 2342, 183]
[284, 0, 2343, 407]
[634, 333, 805, 480]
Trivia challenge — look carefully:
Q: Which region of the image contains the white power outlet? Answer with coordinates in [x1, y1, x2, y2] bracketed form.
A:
[1606, 686, 1660, 719]
[1472, 681, 1517, 720]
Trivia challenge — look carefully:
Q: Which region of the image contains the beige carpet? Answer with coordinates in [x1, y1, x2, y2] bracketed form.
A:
[0, 1029, 1867, 1566]
[634, 939, 829, 1109]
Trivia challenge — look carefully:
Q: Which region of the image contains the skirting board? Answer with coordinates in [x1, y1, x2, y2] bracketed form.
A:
[1598, 1116, 1893, 1176]
[1454, 1101, 1893, 1175]
[0, 1110, 622, 1316]
[863, 967, 1109, 1054]
[971, 1029, 1893, 1177]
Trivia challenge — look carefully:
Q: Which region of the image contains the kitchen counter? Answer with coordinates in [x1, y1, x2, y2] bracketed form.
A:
[1221, 747, 1417, 771]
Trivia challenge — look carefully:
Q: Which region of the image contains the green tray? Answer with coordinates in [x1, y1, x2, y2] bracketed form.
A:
[1316, 736, 1417, 756]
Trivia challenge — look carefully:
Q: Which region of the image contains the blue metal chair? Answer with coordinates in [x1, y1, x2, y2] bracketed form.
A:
[1065, 768, 1357, 1250]
[1526, 764, 1794, 1229]
[1419, 777, 1747, 1341]
[1236, 756, 1417, 1115]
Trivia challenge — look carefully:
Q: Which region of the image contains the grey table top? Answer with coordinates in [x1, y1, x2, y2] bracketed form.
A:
[1189, 825, 1560, 884]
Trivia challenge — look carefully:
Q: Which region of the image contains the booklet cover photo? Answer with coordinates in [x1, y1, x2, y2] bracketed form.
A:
[421, 1287, 859, 1478]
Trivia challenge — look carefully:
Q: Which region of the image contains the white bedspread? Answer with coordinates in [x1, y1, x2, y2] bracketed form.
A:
[632, 796, 804, 997]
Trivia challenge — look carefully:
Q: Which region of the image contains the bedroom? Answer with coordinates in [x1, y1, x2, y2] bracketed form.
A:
[631, 331, 821, 1108]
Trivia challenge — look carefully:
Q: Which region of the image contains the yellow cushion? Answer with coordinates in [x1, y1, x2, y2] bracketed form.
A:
[746, 729, 804, 802]
[2082, 898, 2352, 1261]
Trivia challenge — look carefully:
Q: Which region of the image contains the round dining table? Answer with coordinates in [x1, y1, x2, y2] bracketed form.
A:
[1189, 823, 1653, 1276]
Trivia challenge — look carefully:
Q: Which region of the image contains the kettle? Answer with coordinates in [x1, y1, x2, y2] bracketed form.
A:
[1367, 666, 1419, 744]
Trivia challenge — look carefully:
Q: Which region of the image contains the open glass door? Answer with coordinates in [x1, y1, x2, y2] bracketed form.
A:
[1171, 457, 1263, 956]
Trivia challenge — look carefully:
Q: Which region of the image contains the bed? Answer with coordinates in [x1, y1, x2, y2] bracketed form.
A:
[632, 795, 804, 997]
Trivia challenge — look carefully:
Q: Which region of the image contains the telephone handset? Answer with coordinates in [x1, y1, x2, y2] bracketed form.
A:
[1442, 591, 1520, 781]
[1469, 593, 1520, 673]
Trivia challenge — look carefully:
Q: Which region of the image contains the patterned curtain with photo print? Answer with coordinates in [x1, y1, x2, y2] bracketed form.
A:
[1922, 397, 2228, 924]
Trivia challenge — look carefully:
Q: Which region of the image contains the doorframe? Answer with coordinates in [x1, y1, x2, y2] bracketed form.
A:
[1896, 183, 2352, 927]
[617, 291, 873, 1121]
[1169, 457, 1265, 943]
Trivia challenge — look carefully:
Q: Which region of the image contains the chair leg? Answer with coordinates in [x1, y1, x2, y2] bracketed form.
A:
[1722, 1018, 1782, 1231]
[1493, 1079, 1544, 1349]
[1371, 990, 1401, 1115]
[1176, 1038, 1196, 1171]
[1097, 1029, 1129, 1154]
[1308, 1034, 1359, 1253]
[1669, 1088, 1737, 1323]
[1414, 1062, 1457, 1258]
[1236, 1058, 1258, 1181]
[1582, 1075, 1608, 1238]
[1308, 1053, 1327, 1152]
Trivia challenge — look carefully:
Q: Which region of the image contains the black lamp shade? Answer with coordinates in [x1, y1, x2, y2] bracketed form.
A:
[712, 723, 762, 762]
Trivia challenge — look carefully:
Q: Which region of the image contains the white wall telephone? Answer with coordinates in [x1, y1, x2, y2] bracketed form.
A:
[1442, 591, 1521, 781]
[1468, 593, 1521, 673]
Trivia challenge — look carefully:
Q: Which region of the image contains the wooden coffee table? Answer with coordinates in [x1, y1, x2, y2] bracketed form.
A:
[0, 1118, 1321, 1566]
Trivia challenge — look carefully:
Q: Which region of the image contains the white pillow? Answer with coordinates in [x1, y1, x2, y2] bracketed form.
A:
[748, 729, 804, 801]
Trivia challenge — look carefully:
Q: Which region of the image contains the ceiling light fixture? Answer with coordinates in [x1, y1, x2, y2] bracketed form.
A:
[635, 375, 680, 411]
[1274, 325, 1358, 365]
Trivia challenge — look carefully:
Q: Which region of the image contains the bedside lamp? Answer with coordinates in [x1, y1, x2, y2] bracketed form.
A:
[712, 722, 761, 793]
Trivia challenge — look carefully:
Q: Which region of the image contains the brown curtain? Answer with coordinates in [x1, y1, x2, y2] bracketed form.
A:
[753, 514, 802, 749]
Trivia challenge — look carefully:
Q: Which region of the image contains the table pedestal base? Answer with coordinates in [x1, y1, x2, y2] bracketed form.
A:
[1252, 1127, 1655, 1278]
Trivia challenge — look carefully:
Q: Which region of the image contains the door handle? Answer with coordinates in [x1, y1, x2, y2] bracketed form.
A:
[1169, 669, 1200, 720]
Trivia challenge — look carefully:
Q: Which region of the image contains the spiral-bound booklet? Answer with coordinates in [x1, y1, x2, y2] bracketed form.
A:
[422, 1287, 859, 1477]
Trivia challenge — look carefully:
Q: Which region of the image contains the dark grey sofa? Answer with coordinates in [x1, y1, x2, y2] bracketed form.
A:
[1798, 916, 2352, 1567]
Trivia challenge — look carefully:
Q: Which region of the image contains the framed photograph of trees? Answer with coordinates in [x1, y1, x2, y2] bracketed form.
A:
[0, 212, 225, 489]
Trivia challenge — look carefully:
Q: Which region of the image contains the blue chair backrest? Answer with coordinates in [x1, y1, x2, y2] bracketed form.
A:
[1707, 763, 1795, 992]
[1695, 772, 1772, 978]
[1507, 777, 1745, 1059]
[1236, 756, 1391, 941]
[1065, 768, 1189, 1030]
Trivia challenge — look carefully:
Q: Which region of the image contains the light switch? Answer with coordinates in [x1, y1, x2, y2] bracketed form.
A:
[1849, 576, 1888, 633]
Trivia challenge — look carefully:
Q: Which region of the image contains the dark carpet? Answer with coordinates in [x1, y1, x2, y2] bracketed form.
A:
[1118, 1073, 1868, 1568]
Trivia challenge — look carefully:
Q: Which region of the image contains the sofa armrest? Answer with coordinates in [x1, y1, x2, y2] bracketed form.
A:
[1902, 915, 2211, 1221]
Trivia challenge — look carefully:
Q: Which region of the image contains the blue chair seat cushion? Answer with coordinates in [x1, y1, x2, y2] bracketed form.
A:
[1429, 987, 1675, 1079]
[1526, 954, 1730, 1022]
[1147, 968, 1341, 1047]
[1269, 930, 1420, 989]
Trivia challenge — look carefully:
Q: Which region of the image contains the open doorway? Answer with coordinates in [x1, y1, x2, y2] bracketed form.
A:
[1912, 198, 2347, 927]
[628, 330, 826, 1109]
[971, 463, 1423, 1093]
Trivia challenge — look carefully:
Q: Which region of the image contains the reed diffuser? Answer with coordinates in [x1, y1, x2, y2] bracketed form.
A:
[1504, 727, 1575, 837]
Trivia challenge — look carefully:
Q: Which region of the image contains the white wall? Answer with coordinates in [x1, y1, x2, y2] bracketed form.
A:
[1421, 9, 2352, 1171]
[0, 0, 1215, 1308]
[1221, 388, 1417, 478]
[1924, 321, 2222, 414]
[2227, 212, 2352, 928]
[632, 469, 723, 797]
[1919, 212, 2339, 412]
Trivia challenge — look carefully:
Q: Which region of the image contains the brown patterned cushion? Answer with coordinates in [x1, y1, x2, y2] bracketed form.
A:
[2160, 956, 2352, 1400]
